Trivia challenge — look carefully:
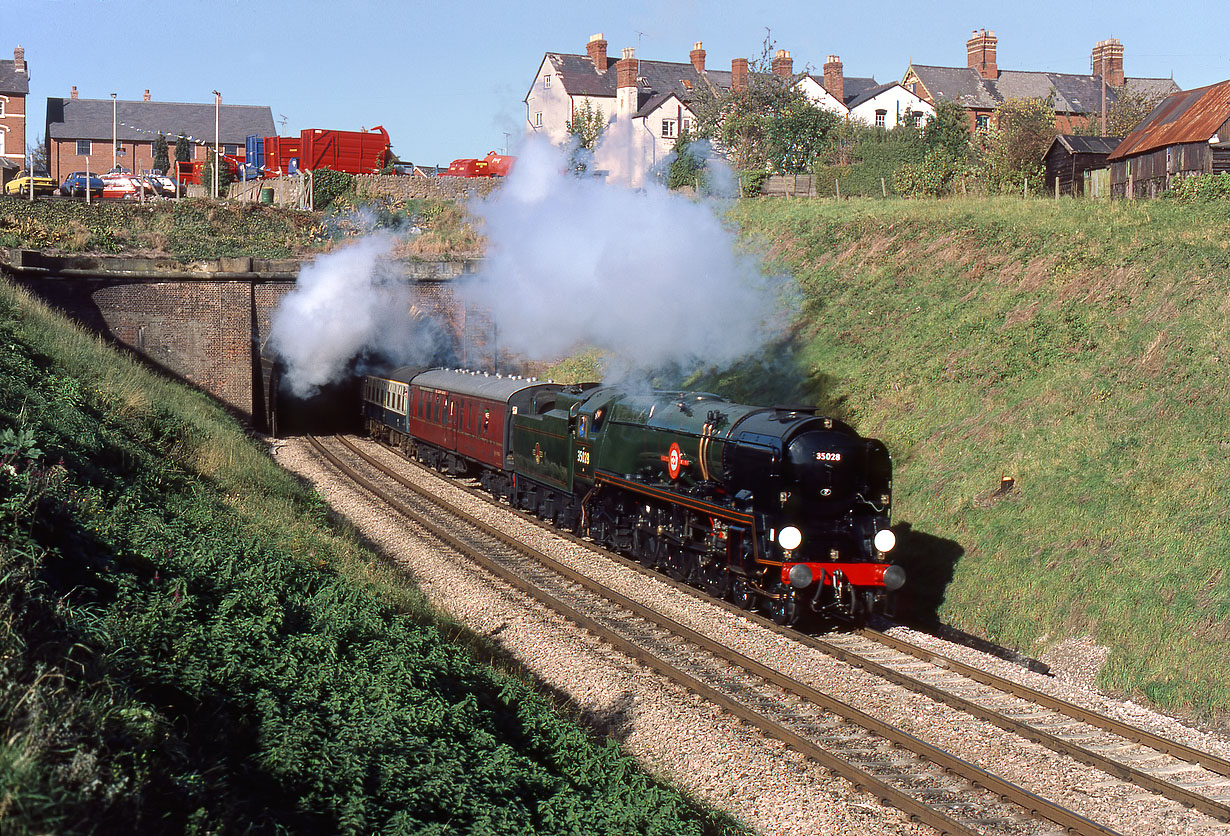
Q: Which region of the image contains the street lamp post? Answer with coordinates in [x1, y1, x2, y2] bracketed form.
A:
[111, 92, 117, 171]
[212, 90, 221, 199]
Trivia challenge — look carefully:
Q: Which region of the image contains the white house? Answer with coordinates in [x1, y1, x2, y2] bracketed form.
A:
[524, 34, 736, 186]
[796, 55, 934, 128]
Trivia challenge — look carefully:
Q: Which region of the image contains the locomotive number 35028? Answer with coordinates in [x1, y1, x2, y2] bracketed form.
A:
[815, 452, 842, 462]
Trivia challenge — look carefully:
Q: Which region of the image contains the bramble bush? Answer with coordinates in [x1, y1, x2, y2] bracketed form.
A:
[1163, 172, 1230, 203]
[0, 283, 743, 835]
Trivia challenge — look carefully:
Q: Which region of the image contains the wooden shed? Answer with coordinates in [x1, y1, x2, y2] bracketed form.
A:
[1106, 79, 1230, 197]
[1043, 135, 1122, 196]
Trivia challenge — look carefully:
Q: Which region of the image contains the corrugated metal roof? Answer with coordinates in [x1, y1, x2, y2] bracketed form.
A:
[1107, 79, 1230, 160]
[1047, 134, 1123, 156]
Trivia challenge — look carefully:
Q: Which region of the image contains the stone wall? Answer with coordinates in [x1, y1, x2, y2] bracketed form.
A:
[225, 172, 499, 208]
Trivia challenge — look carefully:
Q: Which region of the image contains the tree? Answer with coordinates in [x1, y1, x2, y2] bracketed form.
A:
[764, 103, 839, 173]
[26, 135, 48, 173]
[691, 31, 811, 171]
[978, 96, 1054, 193]
[174, 132, 192, 179]
[665, 127, 704, 189]
[564, 98, 605, 174]
[199, 153, 233, 198]
[921, 100, 971, 159]
[152, 134, 170, 175]
[1103, 86, 1168, 137]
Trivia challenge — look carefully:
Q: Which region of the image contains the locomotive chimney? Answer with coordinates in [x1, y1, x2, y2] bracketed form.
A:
[771, 49, 793, 78]
[823, 55, 844, 104]
[690, 41, 705, 73]
[587, 32, 608, 72]
[731, 57, 748, 92]
[966, 28, 998, 80]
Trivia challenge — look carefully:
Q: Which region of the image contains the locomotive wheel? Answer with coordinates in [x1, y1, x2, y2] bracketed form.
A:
[730, 578, 756, 610]
[699, 562, 730, 599]
[766, 584, 799, 626]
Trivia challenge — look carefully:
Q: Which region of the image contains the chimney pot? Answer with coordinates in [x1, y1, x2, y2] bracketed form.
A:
[690, 41, 705, 74]
[1092, 37, 1124, 87]
[616, 48, 638, 90]
[731, 57, 748, 92]
[823, 55, 844, 105]
[143, 89, 151, 102]
[771, 49, 793, 78]
[966, 28, 998, 80]
[70, 85, 78, 99]
[586, 33, 608, 72]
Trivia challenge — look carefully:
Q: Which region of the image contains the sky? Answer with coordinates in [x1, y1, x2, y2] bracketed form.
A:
[10, 0, 1230, 167]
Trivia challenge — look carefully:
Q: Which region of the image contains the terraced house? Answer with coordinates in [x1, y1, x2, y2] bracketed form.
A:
[901, 30, 1179, 133]
[43, 89, 274, 182]
[0, 46, 29, 183]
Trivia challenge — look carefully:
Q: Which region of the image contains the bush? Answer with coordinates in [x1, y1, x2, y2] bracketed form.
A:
[311, 168, 356, 210]
[1163, 172, 1230, 203]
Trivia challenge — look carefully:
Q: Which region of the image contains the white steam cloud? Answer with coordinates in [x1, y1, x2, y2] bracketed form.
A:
[461, 134, 787, 378]
[267, 233, 438, 397]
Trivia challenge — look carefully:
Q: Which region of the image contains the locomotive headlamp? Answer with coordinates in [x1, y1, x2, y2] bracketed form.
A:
[874, 529, 897, 553]
[778, 526, 803, 551]
[788, 563, 813, 589]
[882, 564, 907, 591]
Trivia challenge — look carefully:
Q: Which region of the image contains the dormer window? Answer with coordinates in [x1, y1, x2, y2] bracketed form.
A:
[638, 76, 649, 87]
[681, 79, 693, 91]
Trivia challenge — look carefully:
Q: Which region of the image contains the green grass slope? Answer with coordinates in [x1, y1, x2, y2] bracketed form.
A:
[0, 279, 744, 835]
[727, 196, 1230, 723]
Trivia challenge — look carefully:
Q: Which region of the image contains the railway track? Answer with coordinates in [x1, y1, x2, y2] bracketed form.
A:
[337, 433, 1230, 825]
[306, 432, 1200, 836]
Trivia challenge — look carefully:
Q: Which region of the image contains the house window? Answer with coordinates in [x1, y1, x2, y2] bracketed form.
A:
[544, 74, 551, 90]
[0, 100, 5, 117]
[661, 118, 677, 138]
[975, 114, 991, 132]
[875, 110, 886, 129]
[77, 139, 92, 156]
[909, 111, 922, 127]
[681, 117, 692, 134]
[222, 143, 239, 156]
[535, 111, 543, 128]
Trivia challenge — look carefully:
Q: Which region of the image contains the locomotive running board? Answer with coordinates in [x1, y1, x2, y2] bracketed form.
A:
[594, 471, 754, 527]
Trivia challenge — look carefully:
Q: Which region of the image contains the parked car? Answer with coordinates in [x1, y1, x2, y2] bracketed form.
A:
[100, 174, 144, 199]
[5, 171, 57, 196]
[60, 171, 105, 198]
[145, 173, 181, 197]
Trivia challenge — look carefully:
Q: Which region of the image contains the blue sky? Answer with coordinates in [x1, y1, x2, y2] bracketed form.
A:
[12, 0, 1230, 166]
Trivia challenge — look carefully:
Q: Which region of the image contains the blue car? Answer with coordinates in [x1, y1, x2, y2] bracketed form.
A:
[61, 172, 105, 198]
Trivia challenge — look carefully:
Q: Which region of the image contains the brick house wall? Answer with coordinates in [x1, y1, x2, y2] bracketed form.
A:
[1, 46, 29, 171]
[50, 138, 219, 179]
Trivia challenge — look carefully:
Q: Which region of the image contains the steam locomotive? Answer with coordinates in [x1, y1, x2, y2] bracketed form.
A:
[362, 367, 902, 625]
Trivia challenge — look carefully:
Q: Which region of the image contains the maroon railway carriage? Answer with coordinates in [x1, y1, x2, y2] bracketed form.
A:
[363, 368, 565, 496]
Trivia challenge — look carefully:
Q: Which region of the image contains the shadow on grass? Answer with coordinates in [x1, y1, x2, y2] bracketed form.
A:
[890, 521, 964, 623]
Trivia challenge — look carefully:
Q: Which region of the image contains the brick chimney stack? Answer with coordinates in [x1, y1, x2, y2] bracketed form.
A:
[616, 47, 637, 89]
[690, 41, 705, 73]
[1091, 38, 1125, 87]
[731, 58, 748, 92]
[70, 85, 78, 99]
[587, 33, 608, 72]
[143, 89, 151, 102]
[13, 45, 25, 74]
[966, 29, 998, 79]
[771, 49, 793, 78]
[616, 47, 639, 116]
[823, 55, 844, 104]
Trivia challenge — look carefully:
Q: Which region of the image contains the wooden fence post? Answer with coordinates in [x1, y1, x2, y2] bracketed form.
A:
[882, 177, 887, 198]
[835, 179, 841, 201]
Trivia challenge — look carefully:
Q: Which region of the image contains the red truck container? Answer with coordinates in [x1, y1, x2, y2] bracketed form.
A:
[263, 136, 302, 176]
[441, 151, 516, 178]
[297, 126, 390, 174]
[174, 156, 242, 185]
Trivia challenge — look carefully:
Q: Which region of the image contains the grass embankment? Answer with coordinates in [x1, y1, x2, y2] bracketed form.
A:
[0, 280, 743, 834]
[726, 196, 1230, 723]
[0, 195, 479, 262]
